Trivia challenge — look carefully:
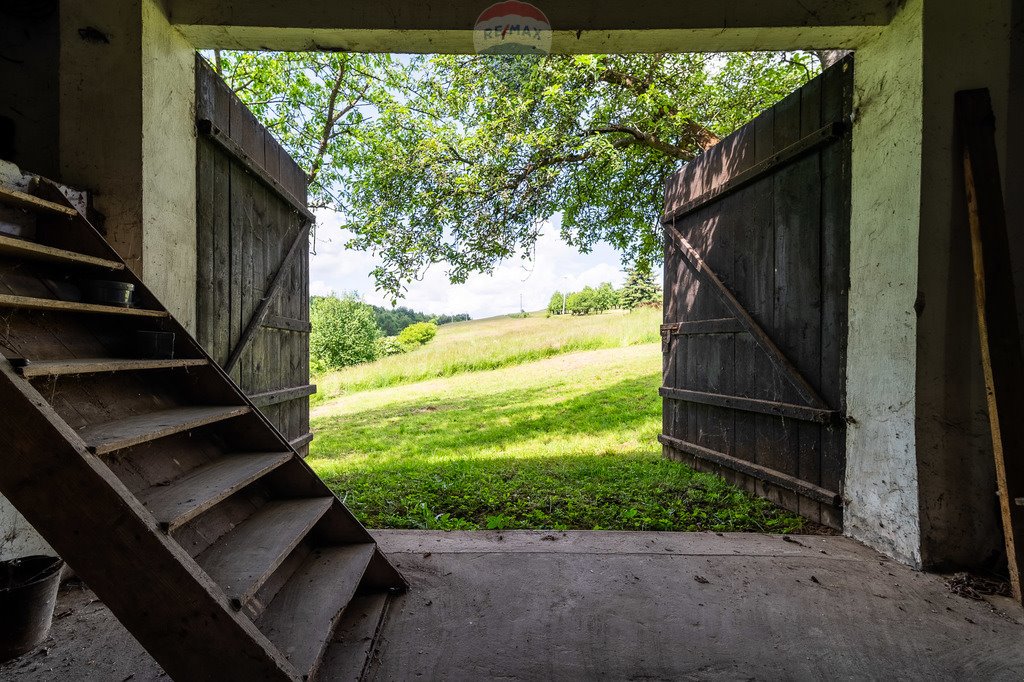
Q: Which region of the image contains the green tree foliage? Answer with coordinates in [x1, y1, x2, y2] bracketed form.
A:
[372, 305, 433, 336]
[214, 51, 401, 210]
[594, 282, 620, 312]
[554, 281, 621, 315]
[620, 268, 661, 309]
[548, 291, 565, 315]
[217, 51, 818, 297]
[566, 287, 597, 315]
[396, 321, 438, 347]
[310, 293, 381, 373]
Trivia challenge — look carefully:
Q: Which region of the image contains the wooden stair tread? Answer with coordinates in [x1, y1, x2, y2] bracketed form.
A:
[198, 497, 334, 607]
[0, 185, 79, 217]
[0, 294, 167, 318]
[78, 405, 250, 454]
[140, 452, 293, 531]
[0, 234, 124, 270]
[258, 544, 376, 680]
[316, 592, 390, 682]
[18, 357, 207, 378]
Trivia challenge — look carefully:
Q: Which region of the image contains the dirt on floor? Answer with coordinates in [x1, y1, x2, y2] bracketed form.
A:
[2, 531, 1023, 681]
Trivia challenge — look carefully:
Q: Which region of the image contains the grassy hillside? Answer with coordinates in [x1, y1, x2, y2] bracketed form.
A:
[311, 307, 661, 405]
[308, 311, 804, 533]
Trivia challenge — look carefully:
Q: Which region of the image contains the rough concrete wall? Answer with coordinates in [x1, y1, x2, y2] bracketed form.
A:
[141, 0, 197, 332]
[59, 0, 197, 331]
[913, 0, 1013, 569]
[0, 2, 60, 177]
[844, 0, 924, 567]
[59, 0, 146, 272]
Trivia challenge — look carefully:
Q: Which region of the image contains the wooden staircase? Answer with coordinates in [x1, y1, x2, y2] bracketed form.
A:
[0, 180, 405, 681]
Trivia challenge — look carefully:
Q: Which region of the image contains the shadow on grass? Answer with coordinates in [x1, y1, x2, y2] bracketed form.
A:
[311, 373, 661, 459]
[315, 451, 803, 533]
[310, 369, 804, 533]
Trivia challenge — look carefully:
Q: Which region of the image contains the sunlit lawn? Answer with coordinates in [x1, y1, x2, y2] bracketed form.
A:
[309, 337, 804, 533]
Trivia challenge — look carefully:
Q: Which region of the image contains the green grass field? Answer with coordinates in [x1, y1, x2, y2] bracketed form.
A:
[309, 311, 804, 533]
[311, 308, 661, 405]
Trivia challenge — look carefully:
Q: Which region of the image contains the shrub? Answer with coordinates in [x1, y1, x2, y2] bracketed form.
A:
[396, 320, 438, 346]
[310, 293, 381, 374]
[376, 336, 408, 357]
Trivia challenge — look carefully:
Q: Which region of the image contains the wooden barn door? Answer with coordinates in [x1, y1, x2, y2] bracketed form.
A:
[659, 57, 852, 528]
[193, 56, 315, 455]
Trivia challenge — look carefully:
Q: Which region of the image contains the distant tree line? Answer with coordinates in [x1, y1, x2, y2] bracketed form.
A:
[548, 269, 661, 316]
[372, 305, 470, 336]
[311, 294, 468, 374]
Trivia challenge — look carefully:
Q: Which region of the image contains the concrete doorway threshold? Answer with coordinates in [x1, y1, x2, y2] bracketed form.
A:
[2, 531, 1022, 680]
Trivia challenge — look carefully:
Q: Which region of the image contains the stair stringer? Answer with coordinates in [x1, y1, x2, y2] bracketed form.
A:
[0, 181, 406, 678]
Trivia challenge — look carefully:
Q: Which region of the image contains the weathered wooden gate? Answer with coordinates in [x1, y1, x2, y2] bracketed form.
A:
[659, 57, 852, 528]
[194, 56, 315, 454]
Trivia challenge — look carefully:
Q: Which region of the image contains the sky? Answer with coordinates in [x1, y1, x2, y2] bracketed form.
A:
[309, 210, 635, 319]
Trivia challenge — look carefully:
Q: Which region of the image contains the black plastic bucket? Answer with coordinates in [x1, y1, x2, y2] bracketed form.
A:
[0, 555, 63, 663]
[82, 280, 135, 307]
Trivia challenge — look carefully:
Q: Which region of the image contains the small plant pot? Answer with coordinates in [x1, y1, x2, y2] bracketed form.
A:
[0, 555, 63, 663]
[82, 280, 135, 308]
[134, 330, 175, 359]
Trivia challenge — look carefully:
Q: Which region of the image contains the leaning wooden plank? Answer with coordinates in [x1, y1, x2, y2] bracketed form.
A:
[140, 452, 294, 531]
[0, 294, 168, 317]
[78, 405, 250, 454]
[0, 234, 124, 269]
[957, 88, 1024, 604]
[198, 497, 333, 609]
[0, 185, 79, 217]
[258, 544, 376, 681]
[0, 358, 299, 682]
[667, 233, 828, 409]
[17, 357, 207, 378]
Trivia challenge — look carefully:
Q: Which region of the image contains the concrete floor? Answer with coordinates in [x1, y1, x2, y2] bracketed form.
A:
[2, 531, 1022, 680]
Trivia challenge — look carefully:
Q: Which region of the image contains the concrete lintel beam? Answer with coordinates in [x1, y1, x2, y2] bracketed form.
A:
[168, 0, 896, 52]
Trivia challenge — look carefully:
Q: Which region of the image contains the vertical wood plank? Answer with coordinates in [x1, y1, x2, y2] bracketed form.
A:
[819, 57, 853, 497]
[196, 141, 214, 352]
[212, 146, 231, 366]
[796, 74, 824, 523]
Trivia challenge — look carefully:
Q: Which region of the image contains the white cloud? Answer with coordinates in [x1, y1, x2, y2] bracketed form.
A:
[308, 209, 650, 318]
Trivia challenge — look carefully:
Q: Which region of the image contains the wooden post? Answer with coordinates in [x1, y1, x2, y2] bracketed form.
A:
[956, 88, 1024, 603]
